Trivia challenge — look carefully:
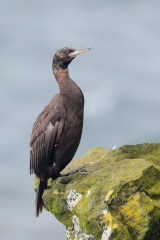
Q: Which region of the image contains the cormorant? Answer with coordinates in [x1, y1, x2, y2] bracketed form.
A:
[30, 47, 91, 216]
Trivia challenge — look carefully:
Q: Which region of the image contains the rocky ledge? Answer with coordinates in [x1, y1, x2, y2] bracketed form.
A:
[35, 143, 160, 240]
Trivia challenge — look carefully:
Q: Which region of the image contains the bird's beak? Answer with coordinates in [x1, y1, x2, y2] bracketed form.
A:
[69, 47, 91, 57]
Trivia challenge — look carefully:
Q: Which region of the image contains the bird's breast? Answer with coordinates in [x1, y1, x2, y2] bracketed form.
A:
[53, 98, 84, 171]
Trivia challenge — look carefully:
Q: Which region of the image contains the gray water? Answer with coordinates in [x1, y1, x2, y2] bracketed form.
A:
[1, 1, 160, 239]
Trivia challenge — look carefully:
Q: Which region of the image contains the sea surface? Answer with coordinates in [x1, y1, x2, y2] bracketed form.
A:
[1, 1, 160, 239]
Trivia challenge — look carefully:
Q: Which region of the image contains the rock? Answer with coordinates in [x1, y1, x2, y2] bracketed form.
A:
[35, 143, 160, 239]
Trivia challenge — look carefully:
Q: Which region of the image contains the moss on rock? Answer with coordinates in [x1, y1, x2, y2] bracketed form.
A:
[35, 143, 160, 239]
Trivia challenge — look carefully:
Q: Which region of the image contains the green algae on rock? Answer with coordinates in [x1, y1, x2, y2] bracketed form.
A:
[35, 143, 160, 239]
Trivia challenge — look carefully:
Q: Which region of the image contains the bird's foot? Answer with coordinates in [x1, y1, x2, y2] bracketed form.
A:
[51, 172, 61, 181]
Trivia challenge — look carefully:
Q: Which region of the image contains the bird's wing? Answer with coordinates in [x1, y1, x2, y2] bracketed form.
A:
[30, 99, 65, 180]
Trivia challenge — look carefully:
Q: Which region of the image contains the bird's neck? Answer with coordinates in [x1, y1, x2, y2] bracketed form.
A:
[53, 67, 80, 95]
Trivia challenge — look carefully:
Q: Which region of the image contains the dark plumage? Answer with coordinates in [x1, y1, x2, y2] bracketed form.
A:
[30, 47, 91, 216]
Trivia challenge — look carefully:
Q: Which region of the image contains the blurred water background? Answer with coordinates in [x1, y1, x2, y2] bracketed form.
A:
[1, 0, 160, 239]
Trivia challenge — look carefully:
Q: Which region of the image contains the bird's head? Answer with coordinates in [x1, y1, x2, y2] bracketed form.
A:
[52, 47, 91, 70]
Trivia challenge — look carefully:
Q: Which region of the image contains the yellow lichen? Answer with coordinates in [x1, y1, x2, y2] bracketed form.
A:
[120, 193, 149, 237]
[105, 189, 114, 202]
[104, 212, 112, 226]
[112, 223, 118, 230]
[53, 189, 59, 195]
[103, 212, 118, 231]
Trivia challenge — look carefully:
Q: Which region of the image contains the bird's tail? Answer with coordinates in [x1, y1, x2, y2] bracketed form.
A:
[35, 179, 47, 217]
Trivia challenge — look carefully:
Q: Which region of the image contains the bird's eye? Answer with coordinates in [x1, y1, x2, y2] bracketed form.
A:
[68, 51, 73, 54]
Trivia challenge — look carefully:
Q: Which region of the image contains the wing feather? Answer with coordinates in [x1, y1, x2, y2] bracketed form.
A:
[30, 121, 59, 179]
[30, 96, 65, 179]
